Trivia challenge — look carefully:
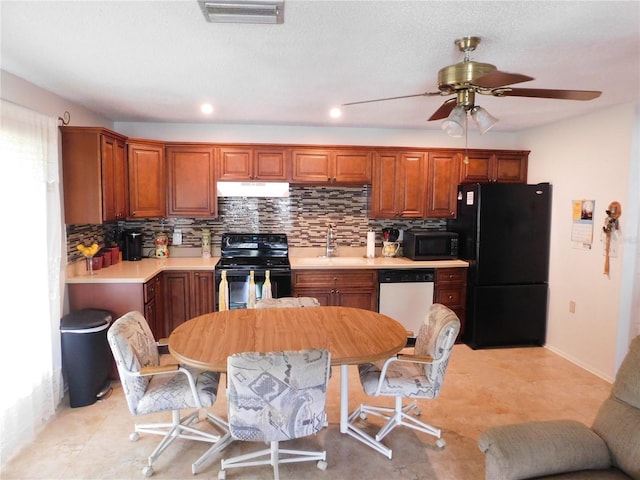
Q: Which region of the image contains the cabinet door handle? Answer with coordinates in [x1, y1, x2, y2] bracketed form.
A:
[194, 272, 200, 277]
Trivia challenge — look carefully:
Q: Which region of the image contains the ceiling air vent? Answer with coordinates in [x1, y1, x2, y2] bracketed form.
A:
[198, 0, 284, 24]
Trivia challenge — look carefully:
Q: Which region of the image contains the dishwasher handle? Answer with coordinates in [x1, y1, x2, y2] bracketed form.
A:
[378, 269, 435, 283]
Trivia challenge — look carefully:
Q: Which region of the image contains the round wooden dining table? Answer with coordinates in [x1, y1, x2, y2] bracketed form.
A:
[168, 306, 407, 471]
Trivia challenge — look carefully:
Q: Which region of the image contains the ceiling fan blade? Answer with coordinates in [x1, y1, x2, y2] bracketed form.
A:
[428, 98, 457, 121]
[497, 88, 602, 100]
[342, 91, 441, 106]
[473, 70, 534, 88]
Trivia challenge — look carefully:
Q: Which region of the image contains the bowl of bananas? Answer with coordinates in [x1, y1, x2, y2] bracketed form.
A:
[77, 243, 100, 275]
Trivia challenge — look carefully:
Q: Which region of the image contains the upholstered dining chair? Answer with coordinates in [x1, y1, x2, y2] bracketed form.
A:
[107, 311, 228, 477]
[219, 349, 331, 480]
[349, 303, 460, 459]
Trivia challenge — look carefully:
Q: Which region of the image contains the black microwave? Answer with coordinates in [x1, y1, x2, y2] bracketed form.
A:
[403, 230, 459, 260]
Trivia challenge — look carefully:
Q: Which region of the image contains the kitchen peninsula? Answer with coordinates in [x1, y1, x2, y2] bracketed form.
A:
[66, 254, 468, 341]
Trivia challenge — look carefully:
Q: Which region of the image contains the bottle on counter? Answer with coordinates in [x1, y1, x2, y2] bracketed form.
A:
[202, 229, 211, 258]
[248, 270, 256, 308]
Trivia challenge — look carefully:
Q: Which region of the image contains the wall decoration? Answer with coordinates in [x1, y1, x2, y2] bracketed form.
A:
[571, 199, 595, 249]
[602, 201, 622, 276]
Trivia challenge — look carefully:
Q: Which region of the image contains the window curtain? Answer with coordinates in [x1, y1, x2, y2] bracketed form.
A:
[0, 100, 64, 466]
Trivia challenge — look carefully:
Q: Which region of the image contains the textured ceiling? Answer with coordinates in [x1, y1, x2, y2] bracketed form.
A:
[2, 1, 639, 132]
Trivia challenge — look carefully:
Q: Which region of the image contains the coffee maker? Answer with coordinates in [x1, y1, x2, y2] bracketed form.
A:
[122, 231, 143, 261]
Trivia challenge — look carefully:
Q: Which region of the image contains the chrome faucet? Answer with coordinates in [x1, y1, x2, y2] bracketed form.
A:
[325, 223, 337, 257]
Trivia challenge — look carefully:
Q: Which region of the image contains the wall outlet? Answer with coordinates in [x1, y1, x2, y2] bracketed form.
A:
[569, 300, 576, 314]
[172, 229, 182, 246]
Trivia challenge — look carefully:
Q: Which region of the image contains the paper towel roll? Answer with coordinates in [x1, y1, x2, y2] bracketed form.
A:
[366, 231, 376, 258]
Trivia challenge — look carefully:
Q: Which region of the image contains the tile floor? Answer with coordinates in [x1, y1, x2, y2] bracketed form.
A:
[2, 344, 611, 480]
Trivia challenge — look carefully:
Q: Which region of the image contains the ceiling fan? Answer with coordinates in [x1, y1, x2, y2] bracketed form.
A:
[342, 36, 602, 135]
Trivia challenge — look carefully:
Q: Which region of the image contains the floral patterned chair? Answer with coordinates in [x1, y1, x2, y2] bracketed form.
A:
[107, 311, 228, 477]
[219, 349, 331, 480]
[349, 303, 460, 459]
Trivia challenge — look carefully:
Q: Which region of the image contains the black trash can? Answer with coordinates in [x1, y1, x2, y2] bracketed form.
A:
[60, 309, 113, 408]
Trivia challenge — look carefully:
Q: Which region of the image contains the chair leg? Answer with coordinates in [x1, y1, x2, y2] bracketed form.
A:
[130, 409, 229, 476]
[271, 441, 280, 480]
[351, 397, 445, 452]
[218, 439, 327, 479]
[375, 397, 442, 443]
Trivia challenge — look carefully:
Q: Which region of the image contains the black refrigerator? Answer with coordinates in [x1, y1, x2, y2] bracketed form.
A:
[448, 183, 552, 349]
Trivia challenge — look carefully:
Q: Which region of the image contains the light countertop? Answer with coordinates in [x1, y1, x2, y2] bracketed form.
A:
[66, 252, 468, 284]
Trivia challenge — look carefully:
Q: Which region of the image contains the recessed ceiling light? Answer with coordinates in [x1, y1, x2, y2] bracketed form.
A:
[201, 103, 214, 115]
[329, 107, 342, 119]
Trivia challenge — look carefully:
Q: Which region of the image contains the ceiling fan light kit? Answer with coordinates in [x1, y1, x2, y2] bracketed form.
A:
[341, 35, 601, 136]
[471, 106, 498, 135]
[441, 106, 467, 137]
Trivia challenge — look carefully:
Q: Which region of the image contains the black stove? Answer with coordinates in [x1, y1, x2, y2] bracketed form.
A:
[215, 233, 292, 309]
[216, 233, 290, 271]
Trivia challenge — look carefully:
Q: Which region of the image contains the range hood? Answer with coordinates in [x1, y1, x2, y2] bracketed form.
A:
[216, 181, 289, 198]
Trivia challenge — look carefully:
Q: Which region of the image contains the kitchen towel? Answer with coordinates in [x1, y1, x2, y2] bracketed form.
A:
[366, 231, 376, 258]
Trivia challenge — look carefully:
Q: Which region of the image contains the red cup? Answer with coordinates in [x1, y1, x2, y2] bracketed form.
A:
[91, 256, 103, 271]
[109, 247, 120, 264]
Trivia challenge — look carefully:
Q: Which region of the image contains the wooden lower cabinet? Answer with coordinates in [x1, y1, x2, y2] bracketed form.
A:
[434, 268, 467, 342]
[163, 270, 215, 334]
[143, 274, 164, 338]
[68, 276, 167, 341]
[292, 269, 378, 311]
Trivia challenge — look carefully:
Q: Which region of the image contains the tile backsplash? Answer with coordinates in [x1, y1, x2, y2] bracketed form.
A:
[66, 185, 445, 262]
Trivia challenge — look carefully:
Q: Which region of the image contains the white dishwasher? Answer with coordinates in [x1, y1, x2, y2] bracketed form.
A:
[378, 269, 435, 341]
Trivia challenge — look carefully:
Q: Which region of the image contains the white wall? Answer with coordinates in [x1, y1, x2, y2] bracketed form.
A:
[1, 70, 112, 127]
[517, 102, 639, 380]
[115, 121, 519, 149]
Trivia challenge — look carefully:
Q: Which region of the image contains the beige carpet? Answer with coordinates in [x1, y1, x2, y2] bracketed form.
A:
[2, 344, 611, 480]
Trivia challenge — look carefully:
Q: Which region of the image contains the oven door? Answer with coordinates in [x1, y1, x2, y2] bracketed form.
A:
[215, 269, 292, 310]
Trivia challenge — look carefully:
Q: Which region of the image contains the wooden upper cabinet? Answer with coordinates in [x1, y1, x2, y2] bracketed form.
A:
[460, 150, 529, 184]
[61, 127, 127, 224]
[334, 150, 372, 183]
[127, 140, 166, 218]
[291, 148, 372, 184]
[371, 151, 427, 218]
[218, 146, 289, 181]
[166, 145, 217, 217]
[426, 151, 461, 218]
